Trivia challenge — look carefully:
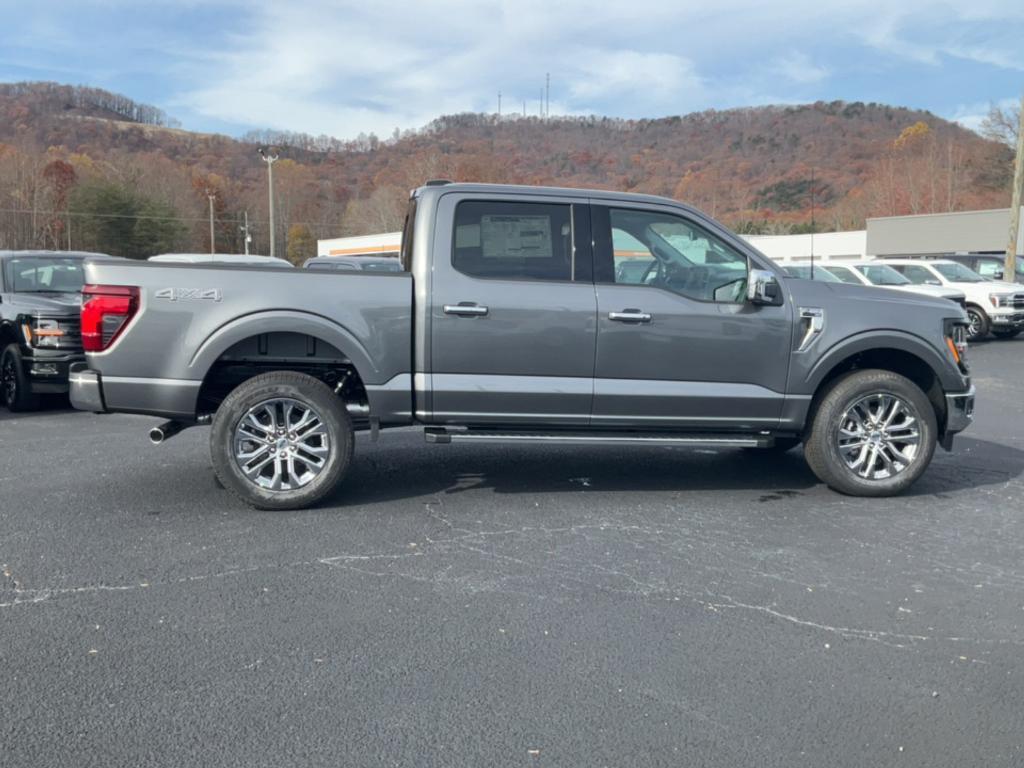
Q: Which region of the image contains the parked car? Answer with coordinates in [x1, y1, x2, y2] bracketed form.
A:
[149, 254, 293, 268]
[877, 258, 1024, 341]
[781, 264, 843, 282]
[70, 182, 974, 508]
[0, 251, 99, 410]
[925, 253, 1024, 284]
[821, 261, 966, 307]
[303, 255, 402, 272]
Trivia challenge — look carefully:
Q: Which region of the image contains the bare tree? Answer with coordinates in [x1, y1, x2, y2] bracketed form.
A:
[980, 103, 1020, 147]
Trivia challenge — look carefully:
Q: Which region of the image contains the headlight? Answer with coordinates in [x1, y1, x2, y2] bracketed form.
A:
[21, 318, 66, 347]
[944, 318, 969, 372]
[989, 293, 1013, 308]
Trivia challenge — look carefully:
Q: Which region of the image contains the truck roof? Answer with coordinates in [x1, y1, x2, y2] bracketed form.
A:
[413, 182, 696, 211]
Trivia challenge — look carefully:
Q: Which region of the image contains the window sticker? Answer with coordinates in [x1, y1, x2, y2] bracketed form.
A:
[481, 215, 552, 258]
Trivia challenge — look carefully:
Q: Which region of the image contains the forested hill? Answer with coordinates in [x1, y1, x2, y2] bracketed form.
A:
[0, 81, 1013, 259]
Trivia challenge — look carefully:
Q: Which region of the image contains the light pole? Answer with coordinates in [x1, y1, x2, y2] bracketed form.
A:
[240, 210, 251, 256]
[206, 190, 216, 255]
[258, 147, 279, 258]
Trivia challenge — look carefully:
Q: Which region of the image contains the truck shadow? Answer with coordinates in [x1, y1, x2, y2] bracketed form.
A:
[0, 397, 75, 422]
[334, 435, 1023, 506]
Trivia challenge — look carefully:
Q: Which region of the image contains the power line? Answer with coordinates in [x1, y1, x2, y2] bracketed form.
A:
[0, 207, 335, 230]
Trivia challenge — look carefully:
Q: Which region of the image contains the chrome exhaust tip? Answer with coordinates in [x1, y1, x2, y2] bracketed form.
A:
[149, 420, 186, 445]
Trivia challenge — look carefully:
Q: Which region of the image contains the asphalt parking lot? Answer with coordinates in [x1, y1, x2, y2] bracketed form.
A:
[2, 340, 1023, 768]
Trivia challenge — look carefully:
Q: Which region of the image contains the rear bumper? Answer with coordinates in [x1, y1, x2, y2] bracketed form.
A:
[68, 365, 201, 418]
[69, 364, 106, 412]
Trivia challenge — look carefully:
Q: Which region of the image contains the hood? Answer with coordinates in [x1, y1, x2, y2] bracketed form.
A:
[793, 280, 964, 314]
[6, 292, 82, 315]
[886, 284, 965, 301]
[984, 281, 1024, 294]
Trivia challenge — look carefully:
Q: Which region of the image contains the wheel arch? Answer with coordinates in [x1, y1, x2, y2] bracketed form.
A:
[803, 333, 958, 433]
[192, 312, 377, 420]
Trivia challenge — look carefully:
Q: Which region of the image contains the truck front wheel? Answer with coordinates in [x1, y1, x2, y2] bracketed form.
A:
[803, 369, 937, 497]
[210, 371, 354, 510]
[965, 305, 990, 341]
[1, 344, 40, 412]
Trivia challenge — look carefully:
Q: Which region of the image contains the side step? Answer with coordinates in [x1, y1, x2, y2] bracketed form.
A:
[424, 428, 773, 448]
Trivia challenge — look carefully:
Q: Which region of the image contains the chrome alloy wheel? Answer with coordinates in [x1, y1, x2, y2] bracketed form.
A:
[232, 398, 330, 491]
[836, 392, 921, 480]
[966, 309, 984, 339]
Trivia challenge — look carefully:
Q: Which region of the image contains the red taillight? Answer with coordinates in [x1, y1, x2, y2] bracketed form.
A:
[81, 284, 140, 352]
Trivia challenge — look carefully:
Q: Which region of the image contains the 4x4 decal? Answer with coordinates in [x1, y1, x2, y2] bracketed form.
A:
[154, 287, 222, 302]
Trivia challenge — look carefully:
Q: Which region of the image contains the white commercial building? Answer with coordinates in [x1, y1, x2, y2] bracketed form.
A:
[742, 231, 867, 263]
[317, 232, 401, 259]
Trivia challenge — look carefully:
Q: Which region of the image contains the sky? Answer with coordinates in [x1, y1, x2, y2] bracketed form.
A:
[0, 0, 1022, 140]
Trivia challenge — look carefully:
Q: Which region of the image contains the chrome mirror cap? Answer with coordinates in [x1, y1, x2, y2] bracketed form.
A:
[748, 269, 783, 305]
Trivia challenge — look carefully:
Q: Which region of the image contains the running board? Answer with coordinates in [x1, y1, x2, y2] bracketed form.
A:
[424, 428, 772, 448]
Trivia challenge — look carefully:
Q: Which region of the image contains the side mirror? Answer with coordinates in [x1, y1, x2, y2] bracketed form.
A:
[748, 268, 783, 306]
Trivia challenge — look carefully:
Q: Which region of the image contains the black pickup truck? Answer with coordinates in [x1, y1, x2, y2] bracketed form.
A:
[0, 251, 97, 410]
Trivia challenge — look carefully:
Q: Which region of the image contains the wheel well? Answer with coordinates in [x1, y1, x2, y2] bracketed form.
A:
[809, 348, 947, 431]
[197, 332, 368, 420]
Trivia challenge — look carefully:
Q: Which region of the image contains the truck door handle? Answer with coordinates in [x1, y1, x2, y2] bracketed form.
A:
[608, 309, 652, 323]
[443, 303, 489, 317]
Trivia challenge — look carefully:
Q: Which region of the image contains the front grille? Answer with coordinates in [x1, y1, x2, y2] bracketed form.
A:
[1012, 294, 1024, 310]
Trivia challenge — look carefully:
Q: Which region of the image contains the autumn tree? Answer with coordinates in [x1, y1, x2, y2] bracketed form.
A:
[285, 223, 316, 265]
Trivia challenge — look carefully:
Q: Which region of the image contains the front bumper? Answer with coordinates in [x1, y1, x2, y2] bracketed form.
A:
[989, 311, 1024, 327]
[945, 384, 975, 435]
[69, 363, 106, 412]
[22, 350, 85, 394]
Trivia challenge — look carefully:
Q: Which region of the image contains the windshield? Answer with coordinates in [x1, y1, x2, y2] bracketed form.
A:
[4, 257, 85, 293]
[933, 262, 986, 283]
[783, 265, 842, 283]
[855, 265, 911, 286]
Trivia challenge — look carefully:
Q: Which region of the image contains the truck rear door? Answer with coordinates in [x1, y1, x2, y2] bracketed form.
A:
[428, 193, 595, 425]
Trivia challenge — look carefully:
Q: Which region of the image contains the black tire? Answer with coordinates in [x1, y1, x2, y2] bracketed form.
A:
[992, 328, 1021, 339]
[1, 344, 40, 412]
[965, 305, 990, 341]
[210, 371, 354, 510]
[803, 369, 937, 497]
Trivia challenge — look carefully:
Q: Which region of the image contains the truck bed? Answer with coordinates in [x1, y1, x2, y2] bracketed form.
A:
[78, 260, 413, 420]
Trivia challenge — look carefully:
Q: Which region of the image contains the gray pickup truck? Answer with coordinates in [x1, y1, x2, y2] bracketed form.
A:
[70, 182, 975, 509]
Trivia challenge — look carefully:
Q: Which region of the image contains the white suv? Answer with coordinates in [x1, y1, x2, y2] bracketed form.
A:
[825, 261, 966, 306]
[877, 259, 1024, 340]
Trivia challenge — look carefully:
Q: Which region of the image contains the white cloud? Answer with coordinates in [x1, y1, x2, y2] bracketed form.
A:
[13, 0, 1024, 138]
[769, 52, 829, 84]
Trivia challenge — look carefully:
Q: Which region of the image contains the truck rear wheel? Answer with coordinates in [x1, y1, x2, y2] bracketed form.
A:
[803, 369, 937, 497]
[210, 371, 354, 510]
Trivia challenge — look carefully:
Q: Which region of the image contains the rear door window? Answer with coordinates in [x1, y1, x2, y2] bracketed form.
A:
[453, 201, 575, 282]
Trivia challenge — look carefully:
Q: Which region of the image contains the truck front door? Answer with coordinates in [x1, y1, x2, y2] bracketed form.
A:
[590, 203, 793, 430]
[428, 194, 596, 425]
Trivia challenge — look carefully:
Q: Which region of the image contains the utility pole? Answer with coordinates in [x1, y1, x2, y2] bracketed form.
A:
[497, 91, 502, 118]
[1006, 93, 1024, 282]
[206, 190, 216, 255]
[258, 147, 279, 258]
[545, 72, 550, 118]
[240, 210, 251, 255]
[809, 165, 816, 279]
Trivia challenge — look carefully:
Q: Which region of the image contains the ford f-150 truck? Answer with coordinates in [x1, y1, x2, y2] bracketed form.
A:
[70, 182, 975, 509]
[1, 250, 98, 410]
